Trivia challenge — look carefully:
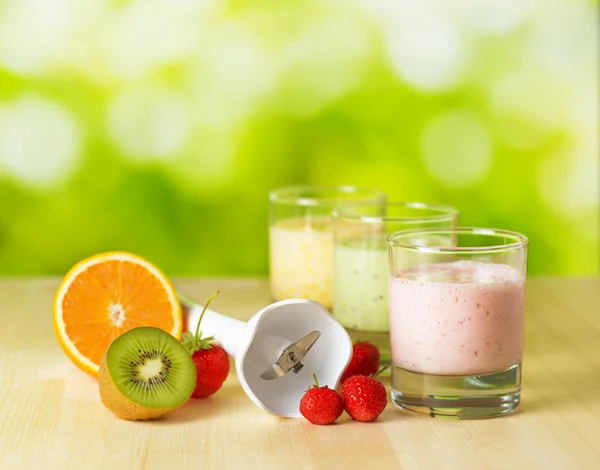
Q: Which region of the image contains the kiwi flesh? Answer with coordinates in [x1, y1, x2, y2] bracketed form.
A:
[98, 326, 196, 421]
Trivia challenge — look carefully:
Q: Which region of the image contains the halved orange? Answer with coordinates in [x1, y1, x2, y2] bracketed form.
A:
[53, 252, 182, 376]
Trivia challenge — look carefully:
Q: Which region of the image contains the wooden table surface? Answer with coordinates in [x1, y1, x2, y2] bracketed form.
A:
[0, 277, 599, 470]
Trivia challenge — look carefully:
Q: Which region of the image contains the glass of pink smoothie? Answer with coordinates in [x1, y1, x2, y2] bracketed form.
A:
[387, 227, 528, 419]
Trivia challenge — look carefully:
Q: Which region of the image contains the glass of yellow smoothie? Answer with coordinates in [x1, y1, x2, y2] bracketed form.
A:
[269, 186, 386, 309]
[332, 202, 458, 365]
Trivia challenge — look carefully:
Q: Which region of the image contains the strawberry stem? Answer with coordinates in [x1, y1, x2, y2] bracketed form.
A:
[374, 365, 388, 378]
[313, 373, 319, 388]
[193, 290, 220, 347]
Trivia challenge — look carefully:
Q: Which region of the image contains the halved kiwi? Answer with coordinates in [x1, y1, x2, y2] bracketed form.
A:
[98, 326, 196, 421]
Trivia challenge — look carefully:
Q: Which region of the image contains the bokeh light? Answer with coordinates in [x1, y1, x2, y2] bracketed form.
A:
[421, 110, 492, 188]
[0, 95, 81, 187]
[108, 86, 191, 159]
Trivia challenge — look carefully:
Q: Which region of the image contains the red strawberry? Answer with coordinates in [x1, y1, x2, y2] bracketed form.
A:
[183, 290, 230, 399]
[300, 374, 344, 425]
[340, 375, 387, 422]
[189, 345, 229, 398]
[340, 341, 380, 384]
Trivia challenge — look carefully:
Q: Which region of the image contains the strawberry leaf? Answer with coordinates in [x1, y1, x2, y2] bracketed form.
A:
[183, 331, 215, 354]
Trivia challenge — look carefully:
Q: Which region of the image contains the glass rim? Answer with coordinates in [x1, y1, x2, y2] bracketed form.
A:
[387, 227, 529, 253]
[269, 185, 385, 206]
[333, 201, 458, 224]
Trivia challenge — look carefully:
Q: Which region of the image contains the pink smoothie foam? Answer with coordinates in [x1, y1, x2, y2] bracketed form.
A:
[389, 260, 525, 376]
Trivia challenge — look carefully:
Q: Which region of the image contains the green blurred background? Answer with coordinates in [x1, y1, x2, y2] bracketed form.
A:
[0, 0, 597, 277]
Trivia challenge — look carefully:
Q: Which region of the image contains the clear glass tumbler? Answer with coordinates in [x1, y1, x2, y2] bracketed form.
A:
[387, 227, 528, 419]
[332, 202, 458, 366]
[269, 186, 386, 309]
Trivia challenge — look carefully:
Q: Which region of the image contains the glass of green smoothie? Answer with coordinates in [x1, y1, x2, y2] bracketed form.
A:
[332, 202, 459, 366]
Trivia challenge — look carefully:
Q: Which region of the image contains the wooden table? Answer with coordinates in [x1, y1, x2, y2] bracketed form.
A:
[0, 278, 599, 470]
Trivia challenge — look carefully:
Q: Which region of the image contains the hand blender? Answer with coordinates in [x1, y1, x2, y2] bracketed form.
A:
[179, 294, 352, 418]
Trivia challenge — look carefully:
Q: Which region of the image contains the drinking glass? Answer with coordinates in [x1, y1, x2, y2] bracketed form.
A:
[332, 202, 458, 366]
[388, 227, 528, 419]
[269, 186, 386, 309]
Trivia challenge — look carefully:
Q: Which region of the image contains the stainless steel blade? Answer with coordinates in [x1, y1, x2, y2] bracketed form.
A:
[292, 331, 320, 355]
[260, 363, 287, 380]
[260, 331, 321, 380]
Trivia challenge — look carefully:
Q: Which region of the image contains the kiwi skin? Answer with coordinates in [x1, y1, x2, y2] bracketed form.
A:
[98, 352, 178, 421]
